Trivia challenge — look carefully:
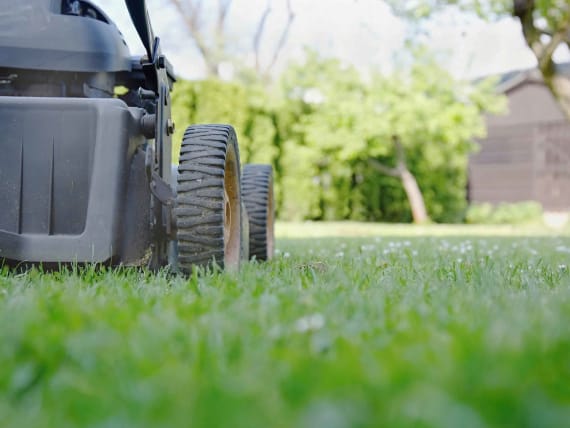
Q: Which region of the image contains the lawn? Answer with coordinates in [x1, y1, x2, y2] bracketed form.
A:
[1, 223, 569, 428]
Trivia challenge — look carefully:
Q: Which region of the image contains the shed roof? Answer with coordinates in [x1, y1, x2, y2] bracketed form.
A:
[493, 62, 570, 94]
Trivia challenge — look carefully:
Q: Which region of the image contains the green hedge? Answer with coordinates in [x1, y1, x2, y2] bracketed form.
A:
[466, 202, 543, 225]
[171, 78, 482, 223]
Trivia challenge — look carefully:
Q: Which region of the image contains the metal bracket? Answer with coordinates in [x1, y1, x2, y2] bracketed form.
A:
[150, 171, 175, 236]
[150, 171, 174, 206]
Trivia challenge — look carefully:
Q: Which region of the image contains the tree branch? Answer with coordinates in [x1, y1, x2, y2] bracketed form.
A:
[513, 0, 569, 72]
[254, 0, 272, 74]
[368, 135, 409, 177]
[264, 0, 295, 75]
[168, 0, 218, 76]
[538, 28, 553, 38]
[216, 0, 233, 56]
[217, 0, 232, 31]
[538, 28, 569, 71]
[368, 159, 401, 177]
[514, 0, 542, 57]
[392, 135, 406, 169]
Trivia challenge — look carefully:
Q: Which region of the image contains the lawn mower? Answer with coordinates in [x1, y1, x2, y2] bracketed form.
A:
[0, 0, 275, 272]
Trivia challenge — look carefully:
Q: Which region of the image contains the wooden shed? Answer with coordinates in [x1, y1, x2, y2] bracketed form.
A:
[468, 64, 570, 211]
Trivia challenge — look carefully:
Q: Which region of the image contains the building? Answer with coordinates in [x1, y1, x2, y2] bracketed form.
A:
[468, 64, 570, 211]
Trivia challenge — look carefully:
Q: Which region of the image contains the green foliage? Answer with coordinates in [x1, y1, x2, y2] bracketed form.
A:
[277, 49, 504, 222]
[385, 0, 510, 19]
[466, 202, 495, 223]
[171, 50, 505, 223]
[385, 0, 570, 60]
[1, 226, 570, 427]
[172, 79, 249, 161]
[466, 201, 543, 224]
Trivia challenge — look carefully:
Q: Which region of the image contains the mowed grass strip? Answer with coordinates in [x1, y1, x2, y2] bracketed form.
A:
[1, 224, 569, 428]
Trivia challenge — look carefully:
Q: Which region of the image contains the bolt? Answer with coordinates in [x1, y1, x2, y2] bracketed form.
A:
[166, 119, 175, 136]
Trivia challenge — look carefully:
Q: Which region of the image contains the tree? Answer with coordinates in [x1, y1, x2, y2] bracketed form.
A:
[278, 52, 372, 220]
[386, 0, 570, 121]
[171, 50, 504, 222]
[364, 52, 505, 223]
[166, 0, 295, 79]
[279, 50, 505, 223]
[368, 136, 428, 223]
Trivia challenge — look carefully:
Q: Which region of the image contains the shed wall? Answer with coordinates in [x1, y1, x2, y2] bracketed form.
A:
[486, 82, 566, 127]
[469, 82, 570, 210]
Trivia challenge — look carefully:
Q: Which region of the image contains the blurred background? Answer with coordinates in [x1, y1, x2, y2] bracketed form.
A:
[97, 0, 570, 226]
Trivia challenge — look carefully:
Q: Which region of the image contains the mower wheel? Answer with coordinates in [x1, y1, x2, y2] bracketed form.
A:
[242, 164, 275, 261]
[175, 125, 243, 272]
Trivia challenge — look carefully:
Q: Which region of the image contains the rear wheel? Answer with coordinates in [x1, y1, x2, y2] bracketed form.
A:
[242, 164, 275, 261]
[174, 125, 243, 272]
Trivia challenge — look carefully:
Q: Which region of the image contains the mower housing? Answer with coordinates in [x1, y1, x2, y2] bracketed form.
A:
[0, 0, 161, 265]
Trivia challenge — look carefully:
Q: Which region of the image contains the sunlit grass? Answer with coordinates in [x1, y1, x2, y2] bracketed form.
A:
[276, 221, 570, 238]
[1, 223, 569, 427]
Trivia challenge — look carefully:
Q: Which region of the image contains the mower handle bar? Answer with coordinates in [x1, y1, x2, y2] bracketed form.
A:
[125, 0, 155, 64]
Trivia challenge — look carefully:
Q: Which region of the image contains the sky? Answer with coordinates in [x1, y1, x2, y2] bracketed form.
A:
[94, 0, 570, 80]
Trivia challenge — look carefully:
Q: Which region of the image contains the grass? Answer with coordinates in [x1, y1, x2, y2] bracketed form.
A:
[1, 223, 570, 428]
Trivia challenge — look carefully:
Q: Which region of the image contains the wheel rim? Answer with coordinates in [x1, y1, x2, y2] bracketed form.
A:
[223, 146, 241, 269]
[266, 181, 275, 259]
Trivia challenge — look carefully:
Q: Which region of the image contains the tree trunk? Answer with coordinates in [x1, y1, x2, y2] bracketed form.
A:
[400, 167, 428, 224]
[513, 0, 570, 121]
[368, 136, 429, 224]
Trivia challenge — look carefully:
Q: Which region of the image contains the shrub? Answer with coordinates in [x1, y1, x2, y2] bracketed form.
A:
[466, 201, 543, 225]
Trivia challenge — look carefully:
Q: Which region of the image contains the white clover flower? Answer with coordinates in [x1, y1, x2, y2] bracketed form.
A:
[295, 313, 325, 333]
